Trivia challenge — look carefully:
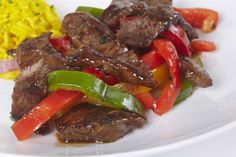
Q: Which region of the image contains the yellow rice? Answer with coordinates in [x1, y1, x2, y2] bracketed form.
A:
[0, 0, 62, 79]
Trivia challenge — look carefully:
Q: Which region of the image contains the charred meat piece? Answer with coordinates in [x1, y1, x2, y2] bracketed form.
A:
[101, 0, 198, 47]
[180, 57, 213, 88]
[10, 33, 66, 119]
[9, 33, 67, 134]
[66, 46, 156, 87]
[7, 33, 66, 70]
[10, 60, 48, 120]
[63, 13, 114, 49]
[96, 40, 129, 57]
[178, 18, 199, 40]
[117, 16, 159, 47]
[35, 122, 51, 135]
[145, 0, 172, 5]
[100, 0, 147, 30]
[146, 2, 198, 40]
[55, 103, 146, 143]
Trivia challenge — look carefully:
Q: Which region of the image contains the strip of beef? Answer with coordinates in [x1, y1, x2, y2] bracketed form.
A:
[55, 103, 146, 143]
[7, 33, 66, 70]
[8, 33, 66, 134]
[101, 0, 198, 47]
[97, 41, 156, 88]
[96, 40, 129, 57]
[63, 13, 114, 49]
[100, 0, 148, 30]
[146, 0, 172, 5]
[10, 60, 48, 120]
[117, 16, 159, 47]
[178, 18, 199, 41]
[180, 57, 213, 88]
[11, 60, 51, 135]
[117, 2, 179, 47]
[66, 44, 156, 87]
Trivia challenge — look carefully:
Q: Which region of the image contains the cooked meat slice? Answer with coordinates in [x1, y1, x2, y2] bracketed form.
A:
[55, 103, 146, 143]
[7, 32, 66, 70]
[11, 60, 48, 120]
[100, 0, 147, 30]
[96, 40, 129, 57]
[9, 33, 67, 134]
[146, 0, 172, 5]
[145, 2, 198, 40]
[10, 32, 66, 119]
[35, 123, 50, 135]
[117, 16, 159, 47]
[63, 13, 114, 49]
[101, 0, 198, 47]
[178, 18, 199, 40]
[11, 60, 52, 134]
[66, 46, 156, 87]
[180, 57, 213, 88]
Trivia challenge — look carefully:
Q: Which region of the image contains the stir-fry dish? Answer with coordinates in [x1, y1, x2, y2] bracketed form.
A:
[6, 0, 219, 143]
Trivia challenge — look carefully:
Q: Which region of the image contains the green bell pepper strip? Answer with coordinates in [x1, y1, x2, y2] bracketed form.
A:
[76, 6, 104, 18]
[194, 55, 204, 67]
[151, 77, 193, 105]
[48, 70, 145, 116]
[175, 77, 193, 104]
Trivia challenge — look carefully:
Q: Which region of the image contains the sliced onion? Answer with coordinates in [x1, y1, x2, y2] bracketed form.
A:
[0, 59, 19, 73]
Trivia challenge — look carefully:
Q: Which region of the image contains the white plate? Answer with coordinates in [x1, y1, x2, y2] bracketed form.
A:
[1, 0, 236, 156]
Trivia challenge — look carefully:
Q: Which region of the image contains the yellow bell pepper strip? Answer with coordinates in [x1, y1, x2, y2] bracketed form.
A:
[76, 6, 104, 18]
[11, 90, 83, 141]
[152, 63, 170, 89]
[114, 83, 153, 110]
[47, 70, 145, 116]
[152, 39, 182, 116]
[113, 83, 151, 95]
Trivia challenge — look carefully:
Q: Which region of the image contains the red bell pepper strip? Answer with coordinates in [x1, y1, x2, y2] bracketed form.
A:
[103, 74, 120, 85]
[83, 67, 105, 79]
[50, 36, 72, 55]
[136, 92, 155, 110]
[161, 25, 191, 57]
[83, 67, 120, 85]
[175, 8, 219, 32]
[139, 50, 165, 70]
[191, 39, 216, 52]
[11, 90, 83, 141]
[152, 39, 182, 115]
